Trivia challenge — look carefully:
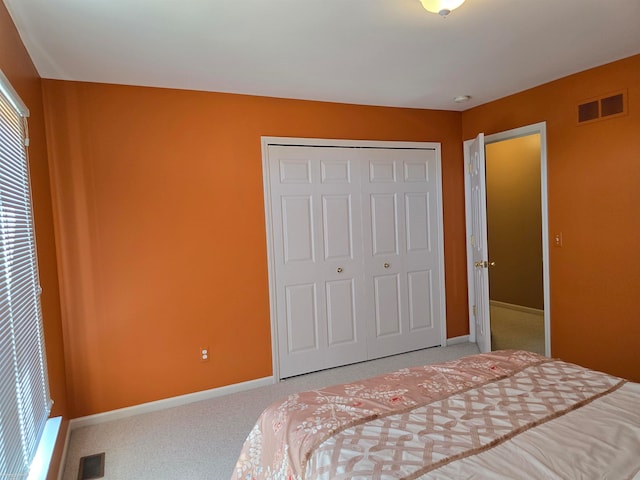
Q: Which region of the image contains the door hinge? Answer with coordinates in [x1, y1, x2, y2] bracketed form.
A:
[472, 305, 477, 316]
[467, 161, 472, 174]
[470, 234, 475, 247]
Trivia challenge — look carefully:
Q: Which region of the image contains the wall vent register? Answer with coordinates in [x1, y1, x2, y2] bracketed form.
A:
[578, 91, 626, 124]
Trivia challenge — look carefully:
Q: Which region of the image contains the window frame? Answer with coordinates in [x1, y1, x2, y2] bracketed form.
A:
[0, 68, 53, 479]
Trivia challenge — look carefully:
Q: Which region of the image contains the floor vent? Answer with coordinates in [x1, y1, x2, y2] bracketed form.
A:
[577, 90, 627, 124]
[78, 452, 105, 480]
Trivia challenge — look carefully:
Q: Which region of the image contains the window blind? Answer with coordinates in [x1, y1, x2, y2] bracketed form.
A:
[0, 71, 52, 478]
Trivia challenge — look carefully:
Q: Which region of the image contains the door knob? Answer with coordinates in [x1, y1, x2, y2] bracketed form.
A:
[384, 263, 390, 269]
[337, 267, 343, 273]
[474, 260, 496, 268]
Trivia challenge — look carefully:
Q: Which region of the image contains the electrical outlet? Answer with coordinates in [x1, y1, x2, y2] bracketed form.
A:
[200, 347, 209, 362]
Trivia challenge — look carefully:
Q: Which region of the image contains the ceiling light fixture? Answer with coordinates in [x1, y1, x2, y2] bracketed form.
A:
[420, 0, 466, 17]
[453, 95, 471, 103]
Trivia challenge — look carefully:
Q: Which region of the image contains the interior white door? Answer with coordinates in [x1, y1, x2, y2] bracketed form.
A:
[268, 145, 367, 378]
[362, 148, 443, 358]
[466, 134, 491, 353]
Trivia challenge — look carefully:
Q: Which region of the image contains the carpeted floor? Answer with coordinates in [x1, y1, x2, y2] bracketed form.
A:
[490, 303, 545, 355]
[61, 343, 480, 480]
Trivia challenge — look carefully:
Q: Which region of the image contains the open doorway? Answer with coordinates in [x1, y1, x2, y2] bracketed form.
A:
[464, 122, 550, 356]
[485, 134, 545, 355]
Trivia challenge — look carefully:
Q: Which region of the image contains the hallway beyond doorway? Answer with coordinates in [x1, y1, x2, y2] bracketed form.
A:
[490, 301, 544, 355]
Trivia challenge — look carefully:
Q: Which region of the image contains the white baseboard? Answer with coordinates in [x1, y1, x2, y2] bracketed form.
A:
[490, 300, 543, 316]
[446, 335, 470, 346]
[69, 376, 274, 430]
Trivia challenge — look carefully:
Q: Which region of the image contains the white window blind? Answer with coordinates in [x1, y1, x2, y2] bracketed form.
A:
[0, 71, 52, 478]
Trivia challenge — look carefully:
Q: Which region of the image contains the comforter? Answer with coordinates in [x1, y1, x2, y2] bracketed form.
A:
[231, 350, 640, 480]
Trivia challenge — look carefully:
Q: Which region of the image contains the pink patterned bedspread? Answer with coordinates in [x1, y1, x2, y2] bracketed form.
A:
[230, 350, 625, 480]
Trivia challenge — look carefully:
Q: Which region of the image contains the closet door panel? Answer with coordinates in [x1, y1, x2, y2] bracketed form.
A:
[370, 193, 399, 257]
[285, 283, 318, 353]
[266, 141, 444, 378]
[322, 194, 353, 261]
[269, 145, 366, 378]
[363, 149, 442, 358]
[326, 278, 357, 345]
[282, 195, 315, 263]
[401, 151, 443, 349]
[408, 270, 434, 330]
[373, 274, 402, 337]
[405, 193, 430, 253]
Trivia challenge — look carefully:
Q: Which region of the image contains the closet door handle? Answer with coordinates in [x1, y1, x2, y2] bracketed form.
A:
[337, 267, 343, 273]
[384, 263, 390, 269]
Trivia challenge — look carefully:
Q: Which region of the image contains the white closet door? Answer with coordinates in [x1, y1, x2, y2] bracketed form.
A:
[361, 148, 443, 358]
[265, 140, 445, 379]
[268, 146, 367, 378]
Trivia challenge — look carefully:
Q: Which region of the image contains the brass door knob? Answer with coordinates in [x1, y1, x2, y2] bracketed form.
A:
[384, 263, 390, 269]
[337, 267, 343, 273]
[474, 260, 496, 268]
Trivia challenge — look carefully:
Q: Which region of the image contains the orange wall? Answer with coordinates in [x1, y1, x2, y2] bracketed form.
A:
[0, 3, 68, 477]
[42, 80, 467, 417]
[36, 39, 639, 419]
[463, 54, 640, 382]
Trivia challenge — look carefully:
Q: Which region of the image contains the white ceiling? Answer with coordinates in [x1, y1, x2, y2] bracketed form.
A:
[5, 0, 640, 111]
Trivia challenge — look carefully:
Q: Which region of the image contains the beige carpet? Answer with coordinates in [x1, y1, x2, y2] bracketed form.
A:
[61, 343, 480, 480]
[490, 303, 545, 355]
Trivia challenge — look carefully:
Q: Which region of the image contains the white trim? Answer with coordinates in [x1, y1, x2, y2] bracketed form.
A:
[464, 122, 551, 357]
[0, 69, 29, 117]
[261, 136, 440, 150]
[433, 143, 448, 348]
[27, 416, 61, 480]
[57, 421, 71, 480]
[446, 335, 470, 346]
[261, 137, 281, 382]
[490, 300, 543, 316]
[261, 136, 447, 380]
[484, 122, 551, 357]
[69, 376, 274, 430]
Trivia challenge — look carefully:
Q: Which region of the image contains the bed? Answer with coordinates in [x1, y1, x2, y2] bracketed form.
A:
[231, 350, 640, 479]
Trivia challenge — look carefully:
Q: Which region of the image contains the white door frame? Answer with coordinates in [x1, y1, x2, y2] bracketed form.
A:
[262, 136, 447, 381]
[464, 122, 551, 356]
